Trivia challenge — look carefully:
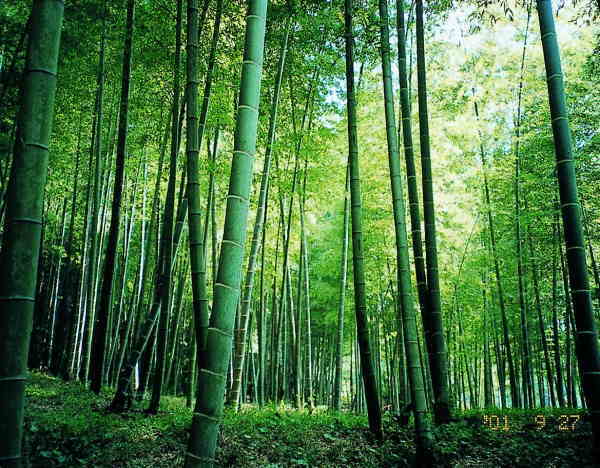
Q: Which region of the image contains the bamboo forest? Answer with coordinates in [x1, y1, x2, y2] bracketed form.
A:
[1, 0, 599, 466]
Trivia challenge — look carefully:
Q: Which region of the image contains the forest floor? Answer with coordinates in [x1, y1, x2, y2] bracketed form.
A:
[23, 373, 595, 467]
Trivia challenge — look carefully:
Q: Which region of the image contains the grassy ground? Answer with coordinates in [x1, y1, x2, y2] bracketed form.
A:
[23, 373, 595, 467]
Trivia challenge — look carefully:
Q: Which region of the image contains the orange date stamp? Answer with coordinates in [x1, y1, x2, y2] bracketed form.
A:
[482, 414, 581, 431]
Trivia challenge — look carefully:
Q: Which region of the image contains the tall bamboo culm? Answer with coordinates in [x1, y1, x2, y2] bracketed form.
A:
[333, 165, 350, 411]
[228, 17, 291, 409]
[343, 0, 383, 441]
[0, 1, 64, 466]
[414, 0, 451, 424]
[187, 0, 224, 369]
[90, 0, 136, 395]
[184, 0, 269, 464]
[378, 0, 433, 461]
[537, 0, 600, 459]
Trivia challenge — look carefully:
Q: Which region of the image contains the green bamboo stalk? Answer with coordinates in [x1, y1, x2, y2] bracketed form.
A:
[414, 0, 450, 423]
[187, 0, 224, 367]
[276, 123, 303, 383]
[302, 199, 314, 410]
[90, 0, 135, 395]
[537, 0, 600, 454]
[378, 0, 433, 456]
[69, 127, 96, 377]
[551, 214, 566, 407]
[108, 120, 170, 412]
[106, 172, 139, 384]
[301, 132, 315, 410]
[295, 158, 311, 410]
[582, 205, 600, 313]
[514, 5, 534, 408]
[0, 0, 63, 465]
[269, 212, 282, 401]
[184, 0, 268, 464]
[560, 240, 576, 407]
[228, 18, 291, 408]
[396, 0, 429, 374]
[113, 154, 148, 382]
[527, 221, 557, 407]
[147, 0, 183, 415]
[344, 0, 383, 441]
[83, 8, 107, 383]
[257, 215, 267, 405]
[165, 260, 187, 388]
[473, 95, 520, 408]
[482, 273, 494, 408]
[57, 120, 83, 379]
[333, 165, 350, 411]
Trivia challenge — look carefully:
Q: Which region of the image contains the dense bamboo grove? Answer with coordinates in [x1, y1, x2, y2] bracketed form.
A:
[1, 0, 599, 466]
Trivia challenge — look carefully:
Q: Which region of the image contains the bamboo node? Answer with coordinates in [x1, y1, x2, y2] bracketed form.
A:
[222, 238, 243, 249]
[215, 282, 238, 292]
[185, 451, 217, 463]
[27, 67, 57, 77]
[546, 72, 562, 82]
[199, 368, 226, 381]
[572, 289, 592, 295]
[227, 195, 249, 206]
[9, 216, 43, 225]
[238, 103, 259, 112]
[0, 295, 36, 302]
[234, 149, 253, 158]
[541, 31, 557, 41]
[23, 141, 50, 151]
[192, 411, 220, 423]
[208, 327, 234, 339]
[0, 374, 28, 382]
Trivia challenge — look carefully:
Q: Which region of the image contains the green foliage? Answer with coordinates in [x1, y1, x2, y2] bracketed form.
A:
[24, 374, 597, 467]
[434, 409, 593, 467]
[25, 373, 189, 467]
[2, 0, 599, 462]
[6, 0, 595, 396]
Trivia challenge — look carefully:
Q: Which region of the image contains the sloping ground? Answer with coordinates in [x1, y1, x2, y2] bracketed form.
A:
[22, 373, 594, 467]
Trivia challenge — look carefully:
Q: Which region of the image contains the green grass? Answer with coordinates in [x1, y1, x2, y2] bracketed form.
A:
[23, 373, 595, 467]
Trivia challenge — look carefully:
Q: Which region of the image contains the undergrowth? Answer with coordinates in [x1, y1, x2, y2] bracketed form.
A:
[22, 373, 595, 467]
